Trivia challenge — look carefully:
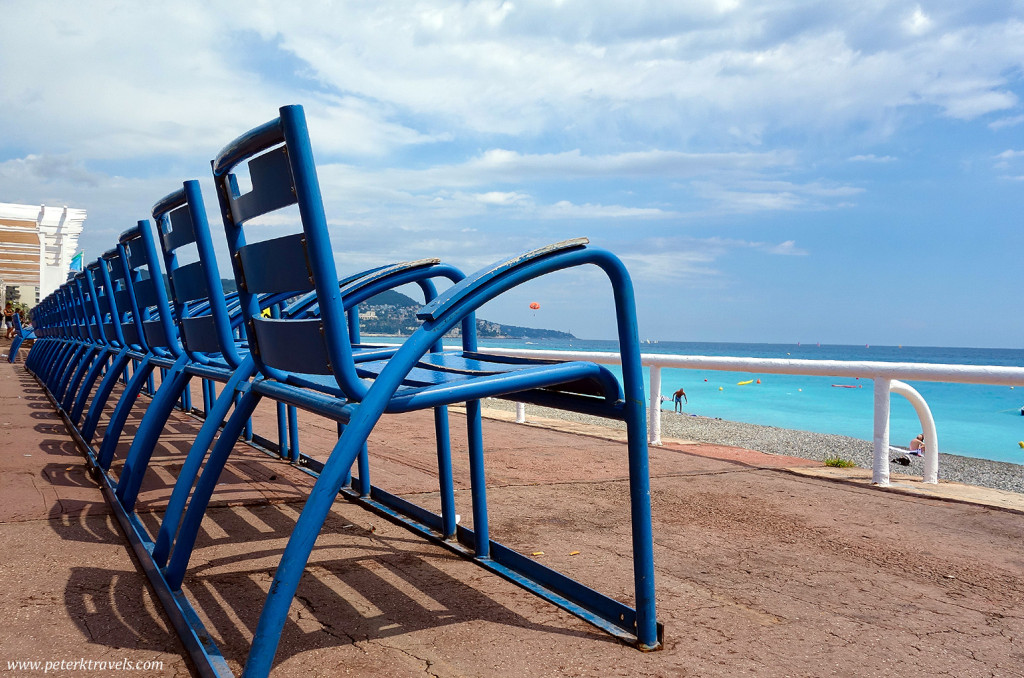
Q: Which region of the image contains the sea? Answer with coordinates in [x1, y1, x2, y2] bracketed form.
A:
[379, 337, 1024, 466]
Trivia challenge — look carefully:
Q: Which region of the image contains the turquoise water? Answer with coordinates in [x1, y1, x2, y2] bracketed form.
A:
[388, 337, 1024, 465]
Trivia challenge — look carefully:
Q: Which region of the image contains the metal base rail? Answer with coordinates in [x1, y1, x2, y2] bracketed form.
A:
[30, 363, 661, 677]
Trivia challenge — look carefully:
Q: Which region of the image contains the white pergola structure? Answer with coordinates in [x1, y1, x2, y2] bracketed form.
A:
[0, 202, 86, 306]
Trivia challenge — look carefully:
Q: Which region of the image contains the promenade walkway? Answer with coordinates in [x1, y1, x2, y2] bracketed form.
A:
[2, 349, 1022, 677]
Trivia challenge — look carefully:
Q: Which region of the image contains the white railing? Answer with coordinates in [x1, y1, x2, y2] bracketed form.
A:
[481, 348, 1024, 486]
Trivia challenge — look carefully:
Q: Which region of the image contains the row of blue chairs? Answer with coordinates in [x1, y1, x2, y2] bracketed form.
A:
[7, 311, 34, 362]
[25, 104, 661, 676]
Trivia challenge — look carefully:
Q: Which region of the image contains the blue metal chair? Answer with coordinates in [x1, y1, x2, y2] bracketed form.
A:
[115, 180, 444, 516]
[7, 310, 35, 362]
[201, 105, 659, 676]
[66, 256, 132, 428]
[149, 181, 464, 579]
[43, 179, 461, 669]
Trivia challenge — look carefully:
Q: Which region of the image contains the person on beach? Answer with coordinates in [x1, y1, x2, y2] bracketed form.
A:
[672, 387, 687, 413]
[3, 304, 13, 340]
[909, 433, 925, 456]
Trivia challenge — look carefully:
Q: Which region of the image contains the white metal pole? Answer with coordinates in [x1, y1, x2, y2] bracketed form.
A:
[649, 365, 663, 446]
[873, 378, 891, 485]
[515, 402, 526, 424]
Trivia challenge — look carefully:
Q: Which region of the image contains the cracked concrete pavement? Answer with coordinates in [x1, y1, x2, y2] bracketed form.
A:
[1, 351, 1023, 677]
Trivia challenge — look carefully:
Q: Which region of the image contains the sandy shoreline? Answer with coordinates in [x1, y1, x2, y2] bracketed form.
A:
[482, 398, 1024, 495]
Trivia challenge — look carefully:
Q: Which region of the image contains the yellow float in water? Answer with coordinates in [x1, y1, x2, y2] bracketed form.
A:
[737, 379, 754, 385]
[1019, 441, 1024, 449]
[718, 386, 724, 391]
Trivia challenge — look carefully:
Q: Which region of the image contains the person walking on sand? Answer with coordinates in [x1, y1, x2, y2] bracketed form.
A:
[672, 387, 687, 413]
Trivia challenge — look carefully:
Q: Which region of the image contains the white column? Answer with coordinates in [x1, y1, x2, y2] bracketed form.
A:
[872, 378, 891, 485]
[648, 365, 663, 445]
[515, 402, 526, 423]
[36, 230, 46, 298]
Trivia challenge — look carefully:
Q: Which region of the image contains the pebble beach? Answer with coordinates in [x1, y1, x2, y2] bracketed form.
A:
[483, 399, 1024, 495]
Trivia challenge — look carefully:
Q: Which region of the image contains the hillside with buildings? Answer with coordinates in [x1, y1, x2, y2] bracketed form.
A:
[357, 290, 575, 339]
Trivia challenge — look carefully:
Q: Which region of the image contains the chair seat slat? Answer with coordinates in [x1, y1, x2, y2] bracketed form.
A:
[170, 261, 212, 304]
[230, 146, 297, 224]
[251, 316, 331, 374]
[237, 232, 314, 294]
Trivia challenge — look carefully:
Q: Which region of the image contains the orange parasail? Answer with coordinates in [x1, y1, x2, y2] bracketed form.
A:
[529, 302, 540, 310]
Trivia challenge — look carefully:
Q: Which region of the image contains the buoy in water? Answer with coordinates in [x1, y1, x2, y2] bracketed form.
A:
[1019, 441, 1024, 448]
[756, 379, 761, 384]
[718, 387, 723, 391]
[737, 379, 754, 385]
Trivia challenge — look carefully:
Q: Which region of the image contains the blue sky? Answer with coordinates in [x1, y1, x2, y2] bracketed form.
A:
[1, 1, 1022, 347]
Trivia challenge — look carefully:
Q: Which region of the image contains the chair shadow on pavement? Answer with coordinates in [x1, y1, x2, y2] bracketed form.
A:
[64, 566, 183, 655]
[49, 454, 611, 671]
[179, 504, 615, 669]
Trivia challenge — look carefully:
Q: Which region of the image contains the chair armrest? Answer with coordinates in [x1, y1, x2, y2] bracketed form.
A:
[338, 258, 440, 297]
[416, 238, 588, 322]
[282, 258, 443, 318]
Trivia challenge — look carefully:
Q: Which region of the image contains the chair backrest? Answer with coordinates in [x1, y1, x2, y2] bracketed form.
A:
[100, 247, 145, 350]
[61, 279, 81, 340]
[70, 272, 101, 344]
[30, 295, 52, 337]
[116, 222, 182, 360]
[211, 104, 362, 394]
[152, 180, 243, 368]
[55, 284, 76, 340]
[87, 257, 125, 348]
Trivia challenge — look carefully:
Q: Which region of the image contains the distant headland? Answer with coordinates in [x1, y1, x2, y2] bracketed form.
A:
[356, 289, 576, 339]
[218, 280, 574, 339]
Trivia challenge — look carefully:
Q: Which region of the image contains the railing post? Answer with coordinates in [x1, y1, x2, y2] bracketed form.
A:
[515, 402, 526, 424]
[873, 377, 891, 485]
[648, 365, 662, 446]
[890, 380, 939, 484]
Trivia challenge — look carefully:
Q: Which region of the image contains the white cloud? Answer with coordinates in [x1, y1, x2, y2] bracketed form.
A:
[538, 201, 677, 219]
[762, 239, 808, 256]
[618, 235, 808, 285]
[467, 191, 532, 206]
[849, 154, 898, 163]
[692, 179, 862, 213]
[903, 6, 933, 36]
[994, 149, 1024, 160]
[988, 114, 1024, 130]
[4, 1, 1022, 166]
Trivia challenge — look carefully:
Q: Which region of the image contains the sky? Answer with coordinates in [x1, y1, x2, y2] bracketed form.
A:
[1, 1, 1022, 348]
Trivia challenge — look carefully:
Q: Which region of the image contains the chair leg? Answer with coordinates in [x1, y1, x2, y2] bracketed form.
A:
[45, 342, 78, 394]
[60, 347, 100, 412]
[70, 352, 111, 424]
[276, 401, 289, 459]
[356, 441, 370, 496]
[465, 399, 489, 557]
[153, 358, 257, 569]
[433, 406, 457, 539]
[96, 354, 158, 470]
[163, 387, 264, 590]
[241, 402, 388, 678]
[115, 356, 191, 511]
[81, 349, 133, 443]
[624, 398, 660, 650]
